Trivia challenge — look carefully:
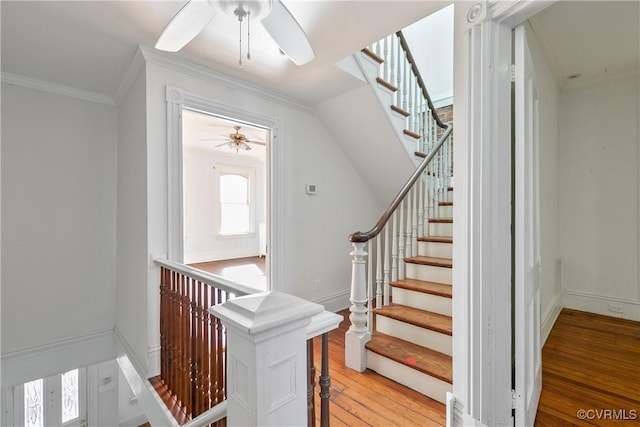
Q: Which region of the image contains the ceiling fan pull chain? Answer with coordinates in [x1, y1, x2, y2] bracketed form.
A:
[247, 10, 251, 61]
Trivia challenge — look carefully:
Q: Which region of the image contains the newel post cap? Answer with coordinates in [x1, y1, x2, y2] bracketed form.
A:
[209, 291, 323, 338]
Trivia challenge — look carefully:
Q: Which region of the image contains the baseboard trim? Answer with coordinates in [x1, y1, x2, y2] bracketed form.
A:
[313, 289, 350, 313]
[541, 292, 562, 345]
[147, 345, 161, 378]
[563, 289, 640, 322]
[1, 329, 116, 388]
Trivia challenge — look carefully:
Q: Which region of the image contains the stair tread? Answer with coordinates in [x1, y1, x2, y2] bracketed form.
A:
[403, 129, 420, 139]
[391, 278, 452, 298]
[429, 217, 453, 223]
[447, 186, 454, 191]
[405, 256, 452, 268]
[439, 201, 453, 206]
[391, 105, 410, 117]
[366, 332, 452, 383]
[376, 77, 398, 92]
[361, 48, 384, 64]
[417, 236, 453, 244]
[374, 304, 452, 335]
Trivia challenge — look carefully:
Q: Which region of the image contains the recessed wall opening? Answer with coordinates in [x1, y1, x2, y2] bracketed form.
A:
[181, 109, 270, 291]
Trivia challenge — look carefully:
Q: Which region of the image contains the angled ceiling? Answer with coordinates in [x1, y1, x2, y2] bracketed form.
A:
[529, 1, 639, 89]
[1, 0, 449, 105]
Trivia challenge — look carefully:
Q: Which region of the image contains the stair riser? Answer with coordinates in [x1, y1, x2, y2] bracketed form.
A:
[376, 315, 452, 356]
[418, 241, 452, 259]
[367, 351, 452, 404]
[429, 222, 453, 237]
[405, 263, 452, 285]
[392, 287, 452, 316]
[439, 204, 453, 217]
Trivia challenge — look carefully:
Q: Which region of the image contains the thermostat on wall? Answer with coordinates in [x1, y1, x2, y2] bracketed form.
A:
[306, 184, 317, 195]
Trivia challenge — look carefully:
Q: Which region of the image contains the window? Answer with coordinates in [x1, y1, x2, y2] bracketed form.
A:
[218, 167, 255, 235]
[14, 368, 85, 427]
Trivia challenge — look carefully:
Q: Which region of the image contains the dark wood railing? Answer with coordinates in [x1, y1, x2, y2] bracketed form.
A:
[157, 258, 334, 427]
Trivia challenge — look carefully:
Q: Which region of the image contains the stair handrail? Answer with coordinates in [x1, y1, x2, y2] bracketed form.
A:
[349, 30, 452, 244]
[349, 123, 451, 243]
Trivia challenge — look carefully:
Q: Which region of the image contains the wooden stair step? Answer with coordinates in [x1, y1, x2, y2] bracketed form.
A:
[418, 236, 452, 244]
[374, 304, 452, 335]
[447, 186, 454, 191]
[405, 256, 452, 268]
[391, 105, 410, 117]
[439, 201, 453, 206]
[429, 217, 452, 223]
[391, 278, 452, 299]
[366, 332, 452, 383]
[403, 129, 420, 139]
[376, 77, 397, 92]
[361, 47, 384, 64]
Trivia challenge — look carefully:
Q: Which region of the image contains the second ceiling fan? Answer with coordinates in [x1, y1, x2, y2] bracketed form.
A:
[155, 0, 315, 66]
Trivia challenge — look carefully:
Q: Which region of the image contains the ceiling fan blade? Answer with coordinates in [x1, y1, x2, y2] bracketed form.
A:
[214, 142, 229, 148]
[240, 142, 252, 150]
[155, 0, 216, 52]
[260, 0, 315, 66]
[247, 140, 266, 146]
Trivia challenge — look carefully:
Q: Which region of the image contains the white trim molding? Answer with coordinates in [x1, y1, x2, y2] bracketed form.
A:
[563, 290, 640, 322]
[140, 46, 312, 113]
[541, 292, 562, 345]
[312, 289, 351, 313]
[113, 46, 146, 105]
[1, 72, 116, 106]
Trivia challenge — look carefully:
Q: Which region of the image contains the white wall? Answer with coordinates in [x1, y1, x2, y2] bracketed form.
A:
[1, 84, 117, 356]
[524, 24, 562, 339]
[145, 61, 382, 306]
[558, 74, 640, 321]
[183, 147, 266, 263]
[115, 68, 149, 371]
[403, 4, 454, 105]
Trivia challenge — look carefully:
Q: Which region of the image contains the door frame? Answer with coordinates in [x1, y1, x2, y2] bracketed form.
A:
[165, 85, 284, 290]
[451, 1, 555, 426]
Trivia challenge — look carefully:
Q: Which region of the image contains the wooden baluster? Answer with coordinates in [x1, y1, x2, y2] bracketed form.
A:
[160, 268, 167, 386]
[217, 289, 225, 405]
[319, 333, 331, 427]
[190, 278, 198, 417]
[203, 284, 211, 412]
[307, 339, 316, 427]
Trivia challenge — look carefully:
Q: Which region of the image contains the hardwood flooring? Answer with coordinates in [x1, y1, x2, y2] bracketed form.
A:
[190, 256, 267, 290]
[310, 310, 446, 426]
[535, 309, 640, 426]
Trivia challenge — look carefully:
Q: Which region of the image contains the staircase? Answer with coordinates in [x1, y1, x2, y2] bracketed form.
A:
[343, 31, 454, 406]
[365, 187, 453, 404]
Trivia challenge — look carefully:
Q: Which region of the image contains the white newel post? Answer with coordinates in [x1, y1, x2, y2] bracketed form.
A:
[209, 291, 323, 426]
[345, 241, 371, 372]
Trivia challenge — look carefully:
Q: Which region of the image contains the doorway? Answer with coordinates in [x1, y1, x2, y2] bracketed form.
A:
[181, 109, 270, 291]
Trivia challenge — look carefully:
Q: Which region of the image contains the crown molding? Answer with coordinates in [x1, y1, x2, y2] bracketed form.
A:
[1, 72, 116, 106]
[138, 46, 313, 113]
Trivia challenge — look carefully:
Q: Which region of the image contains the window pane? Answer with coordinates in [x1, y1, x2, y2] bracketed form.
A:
[61, 369, 79, 423]
[221, 204, 250, 234]
[24, 379, 43, 427]
[220, 174, 248, 203]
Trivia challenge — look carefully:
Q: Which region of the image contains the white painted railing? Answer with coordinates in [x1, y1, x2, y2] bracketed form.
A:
[345, 31, 453, 371]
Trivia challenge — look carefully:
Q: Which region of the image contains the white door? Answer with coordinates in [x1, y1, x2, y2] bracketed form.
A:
[514, 25, 542, 426]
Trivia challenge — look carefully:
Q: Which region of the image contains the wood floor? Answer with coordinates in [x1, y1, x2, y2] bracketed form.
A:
[190, 256, 267, 290]
[310, 309, 446, 426]
[535, 309, 640, 426]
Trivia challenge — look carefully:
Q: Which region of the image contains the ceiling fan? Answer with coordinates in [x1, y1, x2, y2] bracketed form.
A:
[155, 0, 315, 66]
[207, 125, 266, 152]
